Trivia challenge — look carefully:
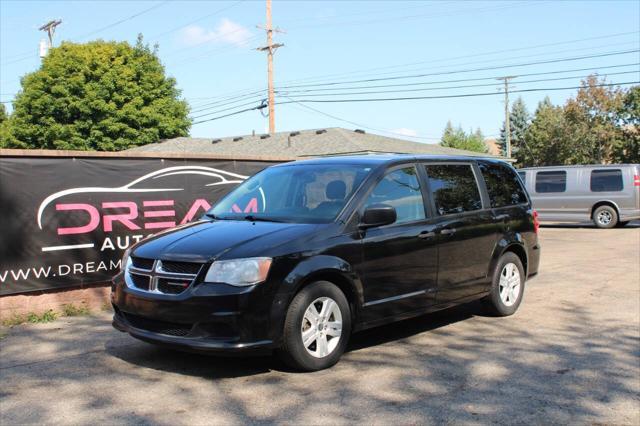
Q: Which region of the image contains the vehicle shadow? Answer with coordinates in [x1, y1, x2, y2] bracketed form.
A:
[541, 219, 640, 229]
[105, 301, 481, 377]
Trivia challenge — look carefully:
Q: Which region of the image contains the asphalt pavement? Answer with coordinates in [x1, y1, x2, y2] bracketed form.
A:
[1, 225, 639, 425]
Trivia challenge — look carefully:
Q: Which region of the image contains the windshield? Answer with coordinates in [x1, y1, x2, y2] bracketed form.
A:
[209, 164, 372, 223]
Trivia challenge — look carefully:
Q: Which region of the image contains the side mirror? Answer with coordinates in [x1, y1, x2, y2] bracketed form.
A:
[359, 204, 397, 229]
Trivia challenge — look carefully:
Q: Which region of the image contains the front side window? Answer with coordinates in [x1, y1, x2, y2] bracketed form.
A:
[426, 164, 482, 215]
[590, 169, 623, 192]
[535, 171, 567, 193]
[210, 164, 371, 223]
[363, 167, 425, 224]
[479, 162, 528, 208]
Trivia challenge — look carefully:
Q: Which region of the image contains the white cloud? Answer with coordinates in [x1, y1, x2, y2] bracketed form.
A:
[179, 19, 252, 47]
[391, 128, 418, 137]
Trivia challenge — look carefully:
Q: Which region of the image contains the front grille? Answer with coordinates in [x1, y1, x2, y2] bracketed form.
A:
[130, 273, 150, 290]
[131, 257, 154, 270]
[157, 277, 190, 295]
[123, 312, 193, 337]
[160, 261, 203, 275]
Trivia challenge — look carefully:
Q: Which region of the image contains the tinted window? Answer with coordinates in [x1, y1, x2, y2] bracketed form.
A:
[517, 171, 526, 184]
[590, 169, 623, 192]
[364, 167, 425, 224]
[535, 171, 566, 193]
[426, 164, 482, 215]
[479, 162, 528, 208]
[210, 164, 371, 223]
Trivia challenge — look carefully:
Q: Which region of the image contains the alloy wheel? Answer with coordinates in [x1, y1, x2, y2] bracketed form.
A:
[499, 263, 521, 307]
[301, 297, 342, 358]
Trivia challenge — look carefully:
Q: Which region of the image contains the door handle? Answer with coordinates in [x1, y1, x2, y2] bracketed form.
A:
[440, 228, 456, 236]
[495, 214, 509, 222]
[418, 231, 436, 239]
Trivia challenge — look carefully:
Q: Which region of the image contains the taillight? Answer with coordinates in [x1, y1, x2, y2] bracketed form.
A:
[533, 210, 540, 234]
[634, 174, 640, 187]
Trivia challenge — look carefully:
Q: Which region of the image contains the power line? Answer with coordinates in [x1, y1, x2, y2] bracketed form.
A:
[275, 31, 640, 87]
[275, 70, 639, 98]
[191, 81, 639, 125]
[283, 99, 441, 141]
[177, 31, 638, 108]
[72, 1, 169, 41]
[147, 0, 246, 41]
[189, 64, 639, 116]
[1, 1, 169, 66]
[279, 82, 639, 105]
[278, 49, 640, 89]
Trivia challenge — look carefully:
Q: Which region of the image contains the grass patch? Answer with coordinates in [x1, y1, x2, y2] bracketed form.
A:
[61, 303, 90, 317]
[1, 303, 93, 327]
[2, 309, 58, 327]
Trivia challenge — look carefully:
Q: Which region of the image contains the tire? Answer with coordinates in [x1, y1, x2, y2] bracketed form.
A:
[277, 281, 351, 371]
[483, 252, 526, 317]
[616, 221, 629, 228]
[592, 205, 618, 229]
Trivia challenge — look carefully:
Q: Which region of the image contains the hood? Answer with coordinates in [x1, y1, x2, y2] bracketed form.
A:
[131, 219, 322, 262]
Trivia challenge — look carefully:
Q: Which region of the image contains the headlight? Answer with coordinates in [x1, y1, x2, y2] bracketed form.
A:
[204, 257, 272, 286]
[121, 248, 131, 272]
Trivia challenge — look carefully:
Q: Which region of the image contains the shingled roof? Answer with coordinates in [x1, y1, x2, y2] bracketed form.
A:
[128, 127, 502, 159]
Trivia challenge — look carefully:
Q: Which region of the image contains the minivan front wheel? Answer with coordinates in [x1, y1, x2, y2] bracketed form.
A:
[483, 252, 525, 316]
[592, 205, 618, 228]
[278, 281, 351, 371]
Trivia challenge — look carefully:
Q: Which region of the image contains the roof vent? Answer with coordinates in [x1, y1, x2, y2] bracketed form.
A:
[211, 138, 222, 144]
[233, 136, 243, 142]
[316, 129, 327, 135]
[289, 131, 300, 137]
[354, 129, 366, 134]
[260, 134, 270, 139]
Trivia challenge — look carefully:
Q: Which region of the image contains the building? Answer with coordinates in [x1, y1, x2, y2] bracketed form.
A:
[127, 127, 506, 159]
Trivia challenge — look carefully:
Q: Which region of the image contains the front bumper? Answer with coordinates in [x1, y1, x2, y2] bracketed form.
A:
[111, 272, 287, 353]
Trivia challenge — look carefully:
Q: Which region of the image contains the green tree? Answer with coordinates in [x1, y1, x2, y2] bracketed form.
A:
[563, 75, 625, 164]
[614, 85, 640, 163]
[498, 97, 530, 157]
[440, 121, 488, 153]
[0, 104, 10, 148]
[520, 97, 568, 166]
[6, 35, 190, 150]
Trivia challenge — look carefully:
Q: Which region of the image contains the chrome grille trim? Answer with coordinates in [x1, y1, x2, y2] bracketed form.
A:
[125, 259, 201, 295]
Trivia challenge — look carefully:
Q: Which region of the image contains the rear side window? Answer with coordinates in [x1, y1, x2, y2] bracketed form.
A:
[479, 162, 528, 208]
[425, 164, 482, 215]
[364, 167, 425, 224]
[590, 169, 623, 192]
[535, 171, 566, 193]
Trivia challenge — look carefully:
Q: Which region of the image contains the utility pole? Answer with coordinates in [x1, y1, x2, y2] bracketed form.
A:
[497, 76, 516, 158]
[39, 19, 62, 48]
[256, 0, 284, 134]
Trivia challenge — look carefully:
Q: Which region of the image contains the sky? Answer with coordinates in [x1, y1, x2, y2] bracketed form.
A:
[1, 0, 639, 143]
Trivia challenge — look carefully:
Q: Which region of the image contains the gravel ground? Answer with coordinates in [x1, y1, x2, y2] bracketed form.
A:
[1, 225, 639, 425]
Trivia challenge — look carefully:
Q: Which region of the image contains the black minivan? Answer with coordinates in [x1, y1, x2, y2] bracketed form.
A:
[112, 155, 540, 371]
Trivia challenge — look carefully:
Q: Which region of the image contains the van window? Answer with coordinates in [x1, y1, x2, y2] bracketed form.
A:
[479, 162, 528, 208]
[425, 164, 482, 215]
[535, 171, 566, 193]
[364, 167, 425, 224]
[517, 171, 526, 184]
[590, 169, 623, 192]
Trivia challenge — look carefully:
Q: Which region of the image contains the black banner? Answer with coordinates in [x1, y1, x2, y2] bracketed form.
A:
[0, 156, 277, 295]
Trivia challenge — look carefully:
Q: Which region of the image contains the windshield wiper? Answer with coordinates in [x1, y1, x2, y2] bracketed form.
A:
[243, 215, 284, 223]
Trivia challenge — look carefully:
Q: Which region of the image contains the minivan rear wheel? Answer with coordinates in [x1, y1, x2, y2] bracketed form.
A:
[592, 205, 618, 229]
[483, 252, 525, 317]
[277, 281, 351, 371]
